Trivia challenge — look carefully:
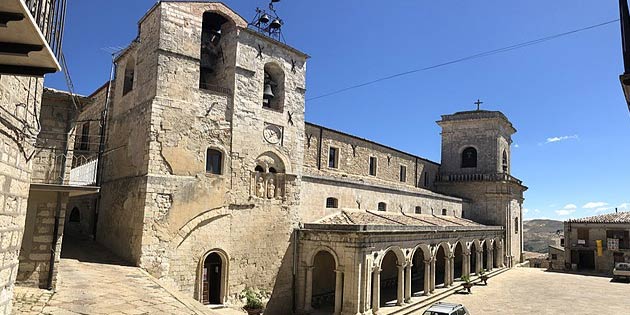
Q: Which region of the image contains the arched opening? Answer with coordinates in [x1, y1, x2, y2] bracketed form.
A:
[201, 252, 226, 305]
[453, 242, 464, 279]
[253, 152, 287, 199]
[502, 150, 508, 173]
[206, 149, 223, 175]
[435, 245, 446, 288]
[69, 207, 80, 223]
[200, 12, 231, 90]
[461, 147, 477, 168]
[269, 167, 277, 173]
[377, 202, 387, 211]
[410, 249, 426, 296]
[311, 251, 337, 313]
[379, 251, 399, 307]
[254, 165, 264, 173]
[326, 197, 338, 209]
[262, 63, 285, 110]
[470, 242, 478, 275]
[482, 241, 489, 272]
[122, 57, 135, 95]
[493, 241, 500, 268]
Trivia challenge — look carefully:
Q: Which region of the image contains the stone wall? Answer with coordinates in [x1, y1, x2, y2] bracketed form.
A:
[0, 74, 44, 314]
[564, 222, 630, 273]
[16, 191, 67, 289]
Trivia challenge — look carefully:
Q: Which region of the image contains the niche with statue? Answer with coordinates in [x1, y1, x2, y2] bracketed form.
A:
[250, 152, 287, 200]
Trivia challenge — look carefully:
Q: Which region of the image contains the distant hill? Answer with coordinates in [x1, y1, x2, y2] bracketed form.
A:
[523, 219, 564, 253]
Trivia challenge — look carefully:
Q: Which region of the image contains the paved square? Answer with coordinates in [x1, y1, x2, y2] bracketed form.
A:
[417, 268, 630, 315]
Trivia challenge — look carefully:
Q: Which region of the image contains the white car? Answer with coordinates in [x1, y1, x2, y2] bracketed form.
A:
[423, 302, 470, 315]
[613, 262, 630, 281]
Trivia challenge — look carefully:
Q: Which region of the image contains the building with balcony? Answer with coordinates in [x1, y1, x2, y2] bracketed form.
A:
[564, 211, 630, 273]
[0, 0, 66, 313]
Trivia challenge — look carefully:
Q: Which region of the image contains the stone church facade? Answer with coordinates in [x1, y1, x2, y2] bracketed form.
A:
[65, 2, 526, 314]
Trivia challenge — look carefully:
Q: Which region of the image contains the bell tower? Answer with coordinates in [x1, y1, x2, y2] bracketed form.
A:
[435, 109, 527, 267]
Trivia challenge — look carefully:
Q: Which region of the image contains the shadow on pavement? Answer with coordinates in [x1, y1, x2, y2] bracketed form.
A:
[60, 236, 133, 266]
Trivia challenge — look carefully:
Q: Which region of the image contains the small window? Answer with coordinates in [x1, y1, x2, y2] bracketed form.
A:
[515, 217, 519, 234]
[415, 206, 422, 214]
[206, 149, 222, 175]
[560, 238, 565, 247]
[123, 58, 135, 95]
[79, 122, 90, 151]
[399, 165, 407, 182]
[461, 147, 477, 168]
[255, 165, 264, 173]
[502, 150, 508, 172]
[369, 157, 377, 176]
[326, 197, 338, 209]
[69, 207, 80, 223]
[377, 202, 387, 211]
[551, 254, 558, 260]
[328, 147, 339, 169]
[441, 209, 447, 216]
[423, 171, 428, 187]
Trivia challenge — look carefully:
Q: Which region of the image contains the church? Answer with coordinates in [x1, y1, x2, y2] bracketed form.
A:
[60, 2, 527, 314]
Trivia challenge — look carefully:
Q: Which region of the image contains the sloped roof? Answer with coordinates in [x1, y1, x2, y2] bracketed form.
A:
[315, 209, 484, 227]
[568, 211, 630, 224]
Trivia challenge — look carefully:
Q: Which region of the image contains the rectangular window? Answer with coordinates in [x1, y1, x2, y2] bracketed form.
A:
[423, 172, 428, 187]
[515, 217, 519, 234]
[79, 123, 90, 151]
[577, 228, 589, 243]
[551, 254, 558, 260]
[369, 157, 377, 176]
[415, 206, 421, 214]
[328, 147, 338, 169]
[399, 165, 407, 182]
[206, 149, 222, 175]
[606, 230, 630, 249]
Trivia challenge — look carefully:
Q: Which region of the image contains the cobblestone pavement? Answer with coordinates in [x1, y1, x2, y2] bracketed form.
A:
[15, 238, 219, 315]
[13, 287, 53, 315]
[416, 267, 630, 315]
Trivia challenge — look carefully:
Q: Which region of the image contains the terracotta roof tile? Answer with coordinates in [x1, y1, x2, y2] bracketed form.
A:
[569, 211, 630, 224]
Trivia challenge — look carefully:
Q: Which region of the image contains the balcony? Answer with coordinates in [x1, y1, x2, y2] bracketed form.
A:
[435, 172, 523, 185]
[0, 0, 66, 76]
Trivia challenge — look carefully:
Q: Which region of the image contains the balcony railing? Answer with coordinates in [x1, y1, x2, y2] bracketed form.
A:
[22, 0, 66, 59]
[436, 172, 523, 185]
[69, 157, 97, 186]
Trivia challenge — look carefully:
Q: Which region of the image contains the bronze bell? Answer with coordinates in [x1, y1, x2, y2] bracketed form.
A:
[269, 19, 282, 29]
[259, 14, 270, 24]
[263, 84, 274, 99]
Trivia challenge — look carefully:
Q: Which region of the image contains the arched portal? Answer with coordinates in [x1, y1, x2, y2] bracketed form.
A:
[410, 249, 426, 295]
[435, 246, 446, 288]
[453, 242, 464, 279]
[482, 241, 489, 272]
[311, 251, 337, 312]
[380, 251, 399, 307]
[199, 250, 228, 305]
[470, 242, 478, 275]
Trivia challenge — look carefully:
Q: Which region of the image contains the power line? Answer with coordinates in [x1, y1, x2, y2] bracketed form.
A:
[307, 19, 620, 102]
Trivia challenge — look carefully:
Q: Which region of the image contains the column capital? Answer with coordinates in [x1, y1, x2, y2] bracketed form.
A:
[306, 265, 314, 270]
[372, 267, 382, 273]
[334, 269, 344, 274]
[396, 264, 405, 270]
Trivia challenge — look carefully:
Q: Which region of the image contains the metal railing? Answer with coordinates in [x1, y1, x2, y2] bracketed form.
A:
[436, 172, 523, 185]
[22, 0, 67, 59]
[69, 158, 97, 186]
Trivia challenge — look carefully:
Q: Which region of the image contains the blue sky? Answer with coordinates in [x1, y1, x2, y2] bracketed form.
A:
[45, 0, 630, 221]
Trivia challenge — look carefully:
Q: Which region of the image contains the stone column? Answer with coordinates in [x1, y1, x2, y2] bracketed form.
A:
[449, 256, 455, 284]
[396, 265, 404, 306]
[444, 256, 451, 287]
[463, 253, 470, 277]
[334, 270, 343, 315]
[423, 260, 431, 296]
[430, 259, 436, 293]
[305, 266, 313, 312]
[489, 249, 494, 271]
[486, 249, 492, 271]
[404, 263, 412, 303]
[372, 268, 381, 315]
[476, 251, 482, 274]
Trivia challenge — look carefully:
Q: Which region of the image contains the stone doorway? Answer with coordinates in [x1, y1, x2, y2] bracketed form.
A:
[201, 251, 227, 305]
[311, 251, 336, 313]
[470, 242, 478, 274]
[380, 251, 399, 307]
[454, 242, 464, 279]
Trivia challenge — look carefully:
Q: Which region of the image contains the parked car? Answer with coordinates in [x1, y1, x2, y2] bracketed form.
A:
[423, 302, 470, 315]
[613, 262, 630, 281]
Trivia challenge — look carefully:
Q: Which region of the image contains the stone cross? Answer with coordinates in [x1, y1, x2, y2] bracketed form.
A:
[474, 99, 483, 111]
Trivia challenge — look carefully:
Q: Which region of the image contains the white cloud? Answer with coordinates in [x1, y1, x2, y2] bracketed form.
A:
[563, 204, 577, 210]
[583, 202, 608, 209]
[523, 208, 529, 214]
[618, 203, 630, 210]
[555, 209, 575, 216]
[513, 143, 519, 148]
[545, 135, 579, 144]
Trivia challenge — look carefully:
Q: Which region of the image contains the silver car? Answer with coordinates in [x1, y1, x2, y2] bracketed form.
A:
[423, 302, 470, 315]
[613, 262, 630, 281]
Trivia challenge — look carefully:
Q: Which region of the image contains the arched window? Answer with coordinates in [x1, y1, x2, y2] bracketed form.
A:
[441, 209, 447, 216]
[515, 217, 519, 234]
[123, 57, 135, 95]
[200, 12, 229, 90]
[502, 150, 508, 172]
[326, 197, 338, 209]
[206, 149, 223, 175]
[461, 147, 477, 168]
[269, 167, 277, 173]
[262, 63, 285, 110]
[69, 207, 80, 223]
[255, 165, 264, 173]
[415, 206, 422, 214]
[377, 202, 387, 211]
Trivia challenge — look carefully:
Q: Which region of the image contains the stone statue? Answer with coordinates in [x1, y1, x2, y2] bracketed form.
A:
[256, 176, 265, 198]
[267, 178, 276, 199]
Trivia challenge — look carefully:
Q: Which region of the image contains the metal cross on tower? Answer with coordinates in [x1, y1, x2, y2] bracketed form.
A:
[474, 99, 483, 111]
